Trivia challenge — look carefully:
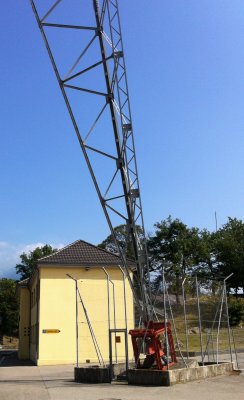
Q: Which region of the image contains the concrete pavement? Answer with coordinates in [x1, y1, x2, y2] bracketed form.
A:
[0, 351, 243, 400]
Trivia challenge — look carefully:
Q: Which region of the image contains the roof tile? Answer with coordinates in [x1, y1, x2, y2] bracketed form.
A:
[38, 239, 135, 268]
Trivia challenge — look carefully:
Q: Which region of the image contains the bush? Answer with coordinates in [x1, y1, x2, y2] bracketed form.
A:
[228, 298, 244, 326]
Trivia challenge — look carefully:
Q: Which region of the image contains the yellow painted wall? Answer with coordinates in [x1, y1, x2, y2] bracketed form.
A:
[37, 266, 134, 366]
[18, 287, 30, 360]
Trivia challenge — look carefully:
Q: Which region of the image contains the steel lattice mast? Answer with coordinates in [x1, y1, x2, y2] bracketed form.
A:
[30, 0, 153, 322]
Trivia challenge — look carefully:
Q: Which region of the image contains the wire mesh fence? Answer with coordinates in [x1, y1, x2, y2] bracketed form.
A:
[151, 274, 242, 368]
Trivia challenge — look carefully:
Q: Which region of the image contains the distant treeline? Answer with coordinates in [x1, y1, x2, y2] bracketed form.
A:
[99, 216, 244, 296]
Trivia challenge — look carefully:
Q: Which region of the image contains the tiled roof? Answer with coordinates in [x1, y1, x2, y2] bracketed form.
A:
[18, 277, 30, 287]
[38, 240, 135, 268]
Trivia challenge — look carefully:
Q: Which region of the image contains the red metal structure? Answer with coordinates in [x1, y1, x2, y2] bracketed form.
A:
[129, 322, 177, 370]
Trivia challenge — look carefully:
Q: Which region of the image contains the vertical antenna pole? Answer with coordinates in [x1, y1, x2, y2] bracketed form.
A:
[215, 211, 218, 232]
[182, 278, 189, 360]
[67, 274, 79, 367]
[102, 268, 117, 363]
[231, 328, 240, 369]
[162, 266, 169, 369]
[224, 274, 234, 364]
[102, 268, 111, 359]
[196, 275, 204, 365]
[75, 280, 78, 367]
[111, 280, 118, 363]
[119, 266, 128, 332]
[216, 284, 225, 364]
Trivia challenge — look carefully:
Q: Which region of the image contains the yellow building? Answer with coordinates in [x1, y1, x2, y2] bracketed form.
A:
[18, 240, 135, 366]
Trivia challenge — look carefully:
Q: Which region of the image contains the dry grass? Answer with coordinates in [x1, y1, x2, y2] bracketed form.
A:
[155, 294, 244, 353]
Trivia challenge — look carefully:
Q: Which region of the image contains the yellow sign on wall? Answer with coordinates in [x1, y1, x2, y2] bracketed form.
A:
[42, 329, 61, 334]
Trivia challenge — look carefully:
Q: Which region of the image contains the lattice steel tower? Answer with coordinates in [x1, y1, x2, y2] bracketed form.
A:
[30, 0, 154, 322]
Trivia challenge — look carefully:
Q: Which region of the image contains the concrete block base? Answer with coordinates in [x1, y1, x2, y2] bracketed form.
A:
[128, 361, 235, 386]
[74, 362, 134, 383]
[74, 366, 111, 383]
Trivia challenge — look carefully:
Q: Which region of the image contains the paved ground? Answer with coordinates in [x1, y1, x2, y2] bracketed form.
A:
[0, 351, 243, 400]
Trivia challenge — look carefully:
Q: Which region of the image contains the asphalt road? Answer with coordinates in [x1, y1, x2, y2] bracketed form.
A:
[0, 351, 243, 400]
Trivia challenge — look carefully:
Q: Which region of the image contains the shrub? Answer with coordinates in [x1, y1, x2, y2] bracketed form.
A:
[228, 298, 244, 326]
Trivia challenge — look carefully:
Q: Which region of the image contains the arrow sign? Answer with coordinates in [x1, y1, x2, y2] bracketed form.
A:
[42, 329, 61, 334]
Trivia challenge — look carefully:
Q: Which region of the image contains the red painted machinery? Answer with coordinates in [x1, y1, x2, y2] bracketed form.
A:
[129, 321, 177, 370]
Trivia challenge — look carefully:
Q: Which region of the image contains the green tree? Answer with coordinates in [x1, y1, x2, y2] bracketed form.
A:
[228, 298, 244, 326]
[215, 218, 244, 294]
[0, 278, 19, 336]
[16, 245, 56, 279]
[98, 224, 144, 260]
[194, 229, 219, 294]
[148, 216, 201, 303]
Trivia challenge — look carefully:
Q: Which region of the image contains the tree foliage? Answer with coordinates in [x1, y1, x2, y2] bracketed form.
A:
[228, 298, 244, 326]
[99, 216, 244, 294]
[147, 216, 201, 303]
[0, 278, 19, 336]
[15, 244, 56, 279]
[148, 216, 200, 275]
[215, 218, 244, 293]
[98, 224, 144, 260]
[99, 217, 244, 297]
[147, 216, 244, 294]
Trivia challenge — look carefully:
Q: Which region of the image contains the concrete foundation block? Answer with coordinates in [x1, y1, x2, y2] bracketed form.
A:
[128, 362, 234, 386]
[74, 366, 111, 383]
[128, 369, 170, 386]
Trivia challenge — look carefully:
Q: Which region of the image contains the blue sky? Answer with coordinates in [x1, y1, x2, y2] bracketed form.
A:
[1, 0, 244, 278]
